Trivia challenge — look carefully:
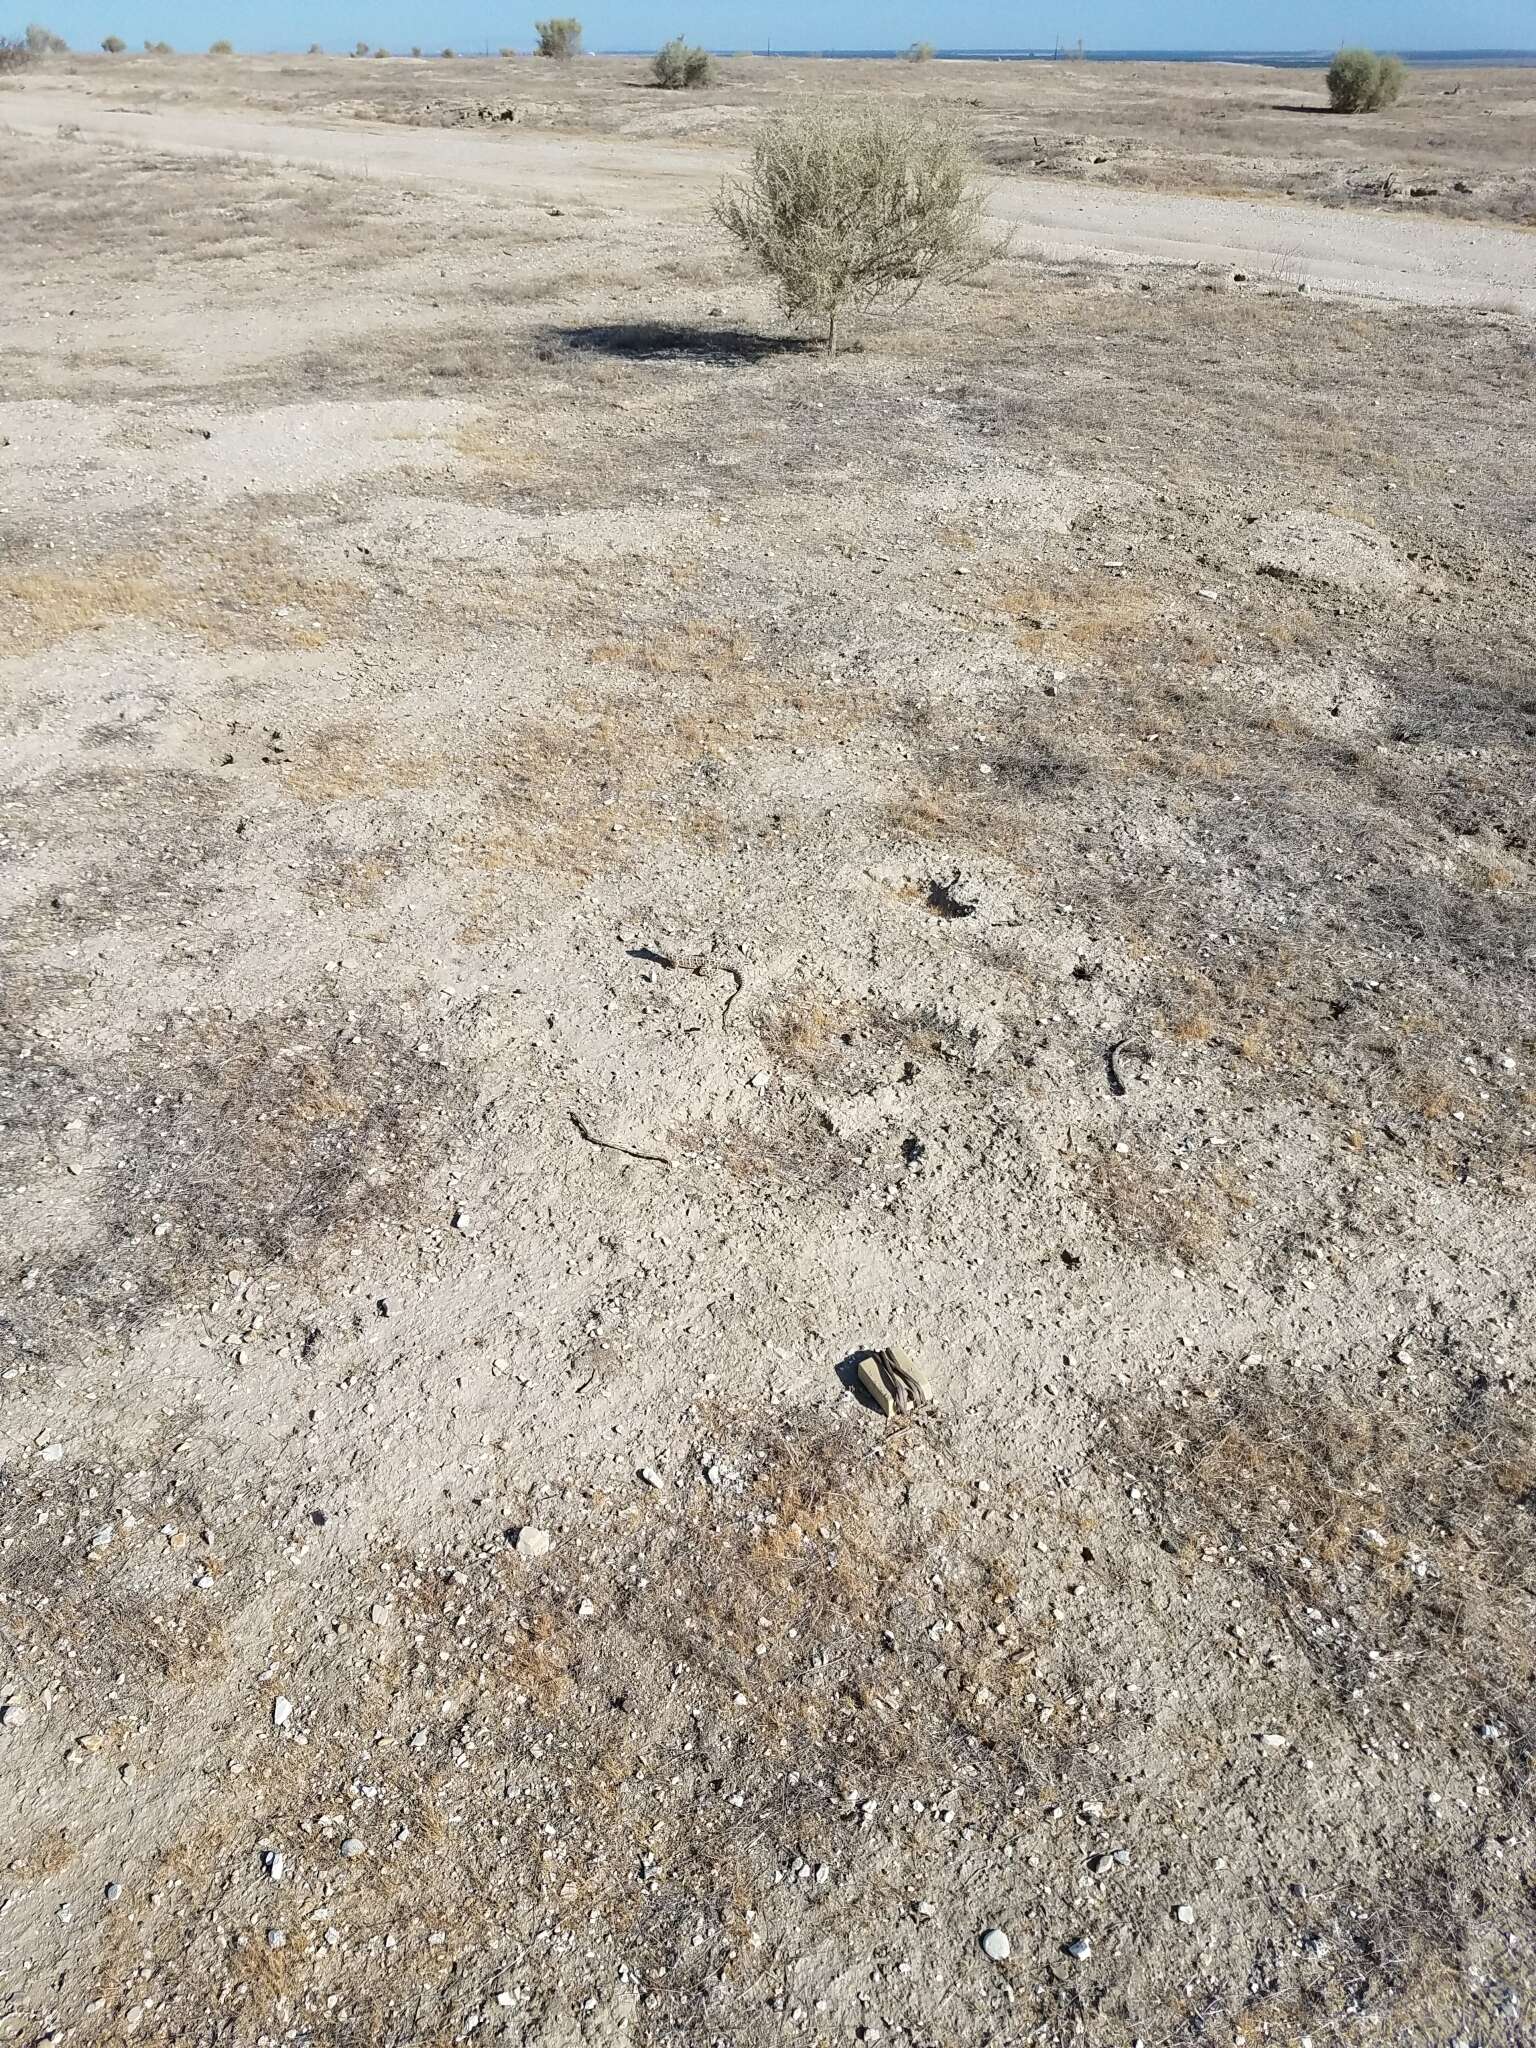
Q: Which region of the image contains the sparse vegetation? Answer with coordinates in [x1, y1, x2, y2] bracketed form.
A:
[652, 33, 710, 88]
[498, 43, 516, 55]
[905, 38, 935, 61]
[208, 37, 233, 54]
[352, 38, 368, 55]
[1327, 45, 1407, 112]
[306, 41, 323, 52]
[440, 46, 455, 57]
[24, 19, 67, 51]
[101, 33, 125, 51]
[0, 31, 32, 66]
[143, 38, 172, 53]
[534, 15, 581, 57]
[715, 98, 994, 353]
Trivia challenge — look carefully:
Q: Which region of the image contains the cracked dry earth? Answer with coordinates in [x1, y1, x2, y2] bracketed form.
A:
[1, 124, 1534, 2048]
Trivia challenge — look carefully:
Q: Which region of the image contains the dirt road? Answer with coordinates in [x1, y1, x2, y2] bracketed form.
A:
[7, 84, 1534, 311]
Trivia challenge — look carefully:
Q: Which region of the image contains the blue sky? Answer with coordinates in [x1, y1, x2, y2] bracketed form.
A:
[33, 0, 1533, 54]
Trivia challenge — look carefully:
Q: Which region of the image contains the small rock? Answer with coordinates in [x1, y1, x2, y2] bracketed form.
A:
[1, 1702, 28, 1728]
[266, 1928, 286, 1949]
[1259, 1731, 1288, 1750]
[1064, 1935, 1092, 1961]
[1175, 1902, 1195, 1924]
[514, 1526, 552, 1561]
[980, 1926, 1011, 1962]
[340, 1837, 365, 1859]
[272, 1696, 293, 1729]
[639, 1466, 664, 1488]
[105, 1882, 122, 1903]
[265, 1850, 285, 1882]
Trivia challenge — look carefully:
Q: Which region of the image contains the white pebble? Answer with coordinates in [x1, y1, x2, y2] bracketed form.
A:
[980, 1927, 1011, 1962]
[639, 1466, 664, 1488]
[340, 1837, 365, 1858]
[1064, 1935, 1092, 1961]
[272, 1696, 293, 1728]
[514, 1526, 552, 1561]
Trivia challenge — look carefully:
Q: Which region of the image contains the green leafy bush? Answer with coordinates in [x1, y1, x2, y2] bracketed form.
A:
[715, 98, 994, 354]
[1326, 46, 1406, 112]
[534, 15, 581, 56]
[652, 34, 710, 87]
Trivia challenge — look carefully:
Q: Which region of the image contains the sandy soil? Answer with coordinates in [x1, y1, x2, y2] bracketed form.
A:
[6, 84, 1536, 312]
[1, 69, 1534, 2048]
[13, 46, 1536, 224]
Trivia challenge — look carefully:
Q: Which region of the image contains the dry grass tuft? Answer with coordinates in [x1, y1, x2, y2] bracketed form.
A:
[1110, 1366, 1536, 1772]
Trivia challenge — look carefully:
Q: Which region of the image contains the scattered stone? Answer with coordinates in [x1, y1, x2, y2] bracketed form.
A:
[1, 1703, 27, 1728]
[340, 1837, 365, 1858]
[1064, 1936, 1092, 1960]
[265, 1850, 285, 1882]
[1259, 1731, 1288, 1750]
[266, 1928, 286, 1949]
[272, 1696, 293, 1729]
[104, 1882, 122, 1903]
[514, 1526, 552, 1561]
[1175, 1902, 1195, 1924]
[639, 1466, 664, 1488]
[980, 1927, 1011, 1962]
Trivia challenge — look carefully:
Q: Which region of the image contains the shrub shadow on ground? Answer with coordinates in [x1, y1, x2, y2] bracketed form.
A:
[550, 320, 818, 362]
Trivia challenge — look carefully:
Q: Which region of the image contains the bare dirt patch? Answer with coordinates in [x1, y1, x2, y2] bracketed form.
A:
[0, 114, 1531, 2048]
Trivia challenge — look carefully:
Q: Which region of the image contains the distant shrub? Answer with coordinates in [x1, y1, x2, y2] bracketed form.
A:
[353, 38, 368, 54]
[373, 44, 388, 55]
[905, 39, 935, 61]
[0, 32, 32, 67]
[101, 32, 125, 50]
[652, 34, 710, 87]
[25, 20, 68, 51]
[534, 15, 581, 57]
[440, 45, 455, 56]
[307, 41, 324, 52]
[499, 43, 517, 54]
[208, 37, 233, 53]
[410, 44, 422, 55]
[144, 38, 172, 53]
[1327, 45, 1406, 112]
[715, 98, 994, 354]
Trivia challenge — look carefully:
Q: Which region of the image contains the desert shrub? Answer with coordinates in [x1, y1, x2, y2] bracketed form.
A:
[307, 41, 323, 51]
[1327, 45, 1406, 111]
[25, 20, 67, 51]
[1372, 53, 1407, 106]
[715, 98, 993, 354]
[905, 38, 935, 61]
[652, 34, 709, 87]
[440, 45, 454, 56]
[410, 44, 421, 54]
[0, 32, 31, 66]
[144, 38, 172, 52]
[498, 43, 516, 54]
[373, 44, 388, 54]
[352, 38, 368, 54]
[101, 32, 125, 50]
[208, 37, 232, 53]
[534, 15, 581, 56]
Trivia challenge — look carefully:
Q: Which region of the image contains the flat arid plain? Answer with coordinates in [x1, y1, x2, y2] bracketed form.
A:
[2, 45, 1534, 2048]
